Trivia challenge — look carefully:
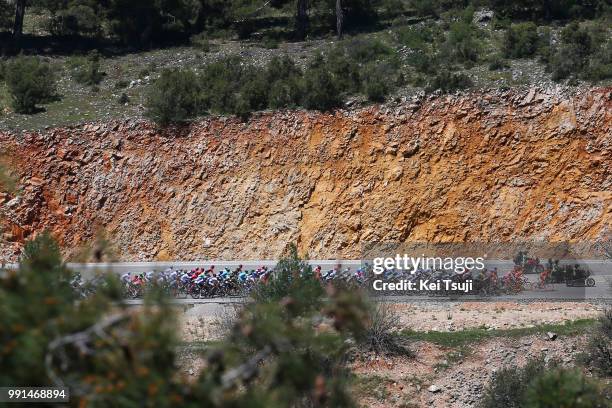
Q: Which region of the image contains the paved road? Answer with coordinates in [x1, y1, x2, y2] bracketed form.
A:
[121, 276, 611, 305]
[6, 259, 608, 303]
[64, 259, 612, 277]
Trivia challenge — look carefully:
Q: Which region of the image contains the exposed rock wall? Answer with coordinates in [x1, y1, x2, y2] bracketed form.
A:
[0, 87, 610, 261]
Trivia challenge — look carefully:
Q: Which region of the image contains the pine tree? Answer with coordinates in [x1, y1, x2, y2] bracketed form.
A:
[1, 236, 370, 407]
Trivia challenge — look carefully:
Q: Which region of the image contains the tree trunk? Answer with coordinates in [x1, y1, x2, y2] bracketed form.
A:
[13, 0, 26, 44]
[296, 0, 308, 41]
[543, 0, 551, 20]
[336, 0, 343, 39]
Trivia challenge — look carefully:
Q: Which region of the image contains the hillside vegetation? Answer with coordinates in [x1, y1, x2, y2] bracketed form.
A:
[0, 0, 610, 129]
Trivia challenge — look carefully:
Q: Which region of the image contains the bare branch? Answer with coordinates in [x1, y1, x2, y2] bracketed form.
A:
[221, 345, 272, 389]
[46, 313, 130, 390]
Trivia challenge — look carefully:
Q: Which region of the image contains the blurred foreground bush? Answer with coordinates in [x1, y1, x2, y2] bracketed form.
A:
[0, 236, 370, 407]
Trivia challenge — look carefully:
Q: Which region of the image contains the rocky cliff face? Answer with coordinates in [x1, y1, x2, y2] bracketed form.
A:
[0, 87, 610, 261]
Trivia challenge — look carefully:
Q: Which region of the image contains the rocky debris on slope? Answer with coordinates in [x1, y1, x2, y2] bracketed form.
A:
[352, 334, 590, 408]
[0, 86, 610, 261]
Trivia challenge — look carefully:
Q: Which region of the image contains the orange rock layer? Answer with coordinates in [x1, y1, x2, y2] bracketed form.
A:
[0, 87, 610, 261]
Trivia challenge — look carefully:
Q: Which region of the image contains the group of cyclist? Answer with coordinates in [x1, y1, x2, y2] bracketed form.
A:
[112, 253, 593, 299]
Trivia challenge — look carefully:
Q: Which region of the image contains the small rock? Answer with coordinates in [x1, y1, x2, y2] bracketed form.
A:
[428, 385, 441, 393]
[546, 332, 558, 341]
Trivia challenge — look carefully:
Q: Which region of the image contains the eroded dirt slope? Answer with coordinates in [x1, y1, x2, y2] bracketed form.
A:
[0, 86, 610, 261]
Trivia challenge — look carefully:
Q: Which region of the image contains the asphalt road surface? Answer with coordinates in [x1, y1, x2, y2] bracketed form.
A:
[97, 259, 612, 304]
[6, 259, 608, 303]
[65, 259, 611, 278]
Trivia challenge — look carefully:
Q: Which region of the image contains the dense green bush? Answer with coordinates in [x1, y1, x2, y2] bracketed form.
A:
[362, 63, 393, 102]
[199, 56, 263, 116]
[47, 1, 102, 37]
[326, 38, 402, 102]
[302, 56, 343, 111]
[548, 22, 600, 81]
[524, 368, 607, 408]
[503, 22, 540, 58]
[488, 54, 510, 70]
[584, 39, 612, 81]
[344, 38, 395, 62]
[410, 0, 440, 17]
[145, 49, 403, 125]
[0, 0, 13, 32]
[479, 358, 556, 408]
[441, 20, 482, 64]
[145, 69, 201, 125]
[395, 23, 440, 51]
[69, 51, 105, 86]
[427, 69, 472, 92]
[105, 0, 206, 47]
[265, 56, 303, 109]
[5, 56, 58, 114]
[118, 92, 129, 104]
[580, 308, 612, 376]
[489, 0, 610, 21]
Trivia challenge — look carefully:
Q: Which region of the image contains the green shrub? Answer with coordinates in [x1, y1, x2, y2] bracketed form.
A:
[268, 78, 302, 109]
[118, 92, 129, 104]
[580, 308, 612, 376]
[362, 62, 395, 102]
[240, 72, 269, 111]
[524, 368, 607, 408]
[302, 56, 342, 111]
[0, 0, 12, 32]
[145, 69, 201, 125]
[190, 33, 215, 52]
[252, 244, 321, 303]
[584, 39, 612, 81]
[479, 358, 555, 408]
[326, 49, 362, 94]
[5, 56, 58, 114]
[504, 23, 540, 58]
[325, 39, 401, 103]
[490, 0, 610, 21]
[48, 4, 101, 37]
[488, 55, 510, 70]
[364, 303, 413, 356]
[261, 36, 280, 49]
[200, 56, 263, 116]
[114, 79, 129, 89]
[344, 38, 396, 63]
[265, 56, 303, 108]
[441, 20, 482, 64]
[70, 51, 105, 86]
[410, 0, 439, 17]
[406, 49, 435, 73]
[395, 24, 438, 50]
[427, 69, 472, 93]
[549, 22, 595, 81]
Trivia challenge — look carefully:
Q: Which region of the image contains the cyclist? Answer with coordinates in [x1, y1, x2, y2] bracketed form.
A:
[539, 266, 550, 288]
[233, 264, 243, 276]
[314, 265, 322, 280]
